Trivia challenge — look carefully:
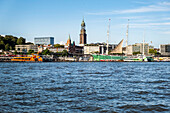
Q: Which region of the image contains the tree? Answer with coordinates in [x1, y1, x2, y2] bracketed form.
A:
[133, 51, 141, 55]
[0, 40, 5, 50]
[28, 50, 34, 55]
[14, 50, 18, 55]
[149, 49, 157, 55]
[62, 50, 68, 56]
[17, 37, 25, 45]
[5, 44, 10, 51]
[54, 44, 64, 48]
[42, 49, 51, 55]
[9, 46, 12, 50]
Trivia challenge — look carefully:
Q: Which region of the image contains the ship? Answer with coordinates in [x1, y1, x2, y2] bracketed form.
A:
[11, 54, 43, 62]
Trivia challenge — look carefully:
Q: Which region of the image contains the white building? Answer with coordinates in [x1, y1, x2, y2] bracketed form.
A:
[84, 46, 100, 54]
[15, 45, 38, 53]
[126, 43, 149, 55]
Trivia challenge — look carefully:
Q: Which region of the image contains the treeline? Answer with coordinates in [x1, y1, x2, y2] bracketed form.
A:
[0, 35, 26, 51]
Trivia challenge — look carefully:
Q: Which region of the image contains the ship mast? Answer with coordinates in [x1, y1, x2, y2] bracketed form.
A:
[125, 19, 130, 56]
[143, 30, 145, 56]
[106, 19, 111, 55]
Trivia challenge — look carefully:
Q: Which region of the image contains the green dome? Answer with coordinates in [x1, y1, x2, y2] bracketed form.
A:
[81, 19, 85, 27]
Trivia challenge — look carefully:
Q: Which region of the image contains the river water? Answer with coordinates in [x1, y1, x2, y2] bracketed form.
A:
[0, 62, 169, 112]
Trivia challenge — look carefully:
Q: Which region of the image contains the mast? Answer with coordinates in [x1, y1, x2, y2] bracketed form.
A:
[126, 19, 129, 47]
[143, 30, 145, 56]
[125, 19, 129, 56]
[106, 19, 111, 55]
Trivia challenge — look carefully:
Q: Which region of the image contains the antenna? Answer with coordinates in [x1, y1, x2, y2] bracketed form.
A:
[106, 19, 111, 55]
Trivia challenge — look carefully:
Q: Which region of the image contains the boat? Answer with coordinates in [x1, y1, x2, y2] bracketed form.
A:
[11, 54, 43, 62]
[92, 54, 127, 61]
[124, 55, 147, 62]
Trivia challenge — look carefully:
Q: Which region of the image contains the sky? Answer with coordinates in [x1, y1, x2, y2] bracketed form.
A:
[0, 0, 170, 47]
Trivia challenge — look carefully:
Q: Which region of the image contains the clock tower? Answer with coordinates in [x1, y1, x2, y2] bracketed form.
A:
[79, 18, 87, 46]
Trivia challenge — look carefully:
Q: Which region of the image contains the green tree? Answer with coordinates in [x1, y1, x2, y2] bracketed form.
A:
[0, 40, 5, 50]
[62, 50, 68, 56]
[9, 46, 12, 50]
[17, 37, 25, 45]
[149, 49, 157, 54]
[42, 49, 51, 55]
[133, 51, 141, 55]
[28, 50, 34, 55]
[14, 50, 18, 55]
[5, 44, 10, 51]
[54, 44, 64, 48]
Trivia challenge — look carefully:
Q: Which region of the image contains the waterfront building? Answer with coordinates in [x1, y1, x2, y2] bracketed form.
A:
[125, 43, 149, 55]
[133, 43, 149, 55]
[15, 44, 38, 53]
[84, 46, 100, 54]
[84, 43, 117, 55]
[79, 19, 87, 46]
[34, 37, 54, 45]
[49, 48, 66, 53]
[160, 44, 170, 56]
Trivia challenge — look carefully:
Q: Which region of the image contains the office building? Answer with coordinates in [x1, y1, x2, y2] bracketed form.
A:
[125, 43, 149, 55]
[160, 44, 170, 56]
[34, 37, 54, 45]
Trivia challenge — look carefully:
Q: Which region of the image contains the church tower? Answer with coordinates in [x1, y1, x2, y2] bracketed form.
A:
[79, 18, 87, 46]
[66, 34, 71, 46]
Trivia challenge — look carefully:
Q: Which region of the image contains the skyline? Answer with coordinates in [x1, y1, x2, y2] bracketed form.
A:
[0, 0, 170, 47]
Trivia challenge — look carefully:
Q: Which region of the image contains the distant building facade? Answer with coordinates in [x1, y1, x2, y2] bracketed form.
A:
[34, 37, 54, 45]
[15, 45, 38, 53]
[84, 46, 100, 54]
[125, 43, 149, 55]
[160, 44, 170, 56]
[49, 48, 66, 53]
[79, 19, 87, 46]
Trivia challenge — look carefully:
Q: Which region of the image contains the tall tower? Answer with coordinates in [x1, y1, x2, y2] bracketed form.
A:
[79, 18, 87, 46]
[66, 34, 71, 46]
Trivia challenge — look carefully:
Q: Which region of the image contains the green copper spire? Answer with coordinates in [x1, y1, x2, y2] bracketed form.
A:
[81, 17, 85, 27]
[68, 34, 71, 40]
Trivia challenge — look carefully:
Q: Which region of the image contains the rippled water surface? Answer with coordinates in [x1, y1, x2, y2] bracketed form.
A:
[0, 62, 170, 112]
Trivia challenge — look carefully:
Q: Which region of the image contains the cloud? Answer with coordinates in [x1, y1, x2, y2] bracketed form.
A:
[127, 22, 170, 29]
[131, 22, 170, 26]
[160, 31, 170, 34]
[158, 2, 170, 6]
[162, 17, 170, 20]
[87, 2, 170, 15]
[133, 1, 150, 4]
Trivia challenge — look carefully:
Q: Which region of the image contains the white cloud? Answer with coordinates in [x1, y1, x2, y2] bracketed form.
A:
[158, 2, 170, 6]
[87, 2, 170, 15]
[161, 31, 170, 34]
[130, 22, 170, 27]
[133, 1, 150, 4]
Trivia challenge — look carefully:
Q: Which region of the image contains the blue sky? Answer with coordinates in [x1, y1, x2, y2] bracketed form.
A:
[0, 0, 170, 47]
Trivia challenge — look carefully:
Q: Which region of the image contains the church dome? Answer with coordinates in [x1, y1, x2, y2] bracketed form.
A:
[81, 20, 85, 27]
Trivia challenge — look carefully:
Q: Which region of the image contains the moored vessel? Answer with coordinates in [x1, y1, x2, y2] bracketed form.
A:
[11, 54, 43, 62]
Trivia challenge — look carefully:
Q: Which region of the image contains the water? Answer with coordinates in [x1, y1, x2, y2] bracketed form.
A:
[0, 62, 169, 112]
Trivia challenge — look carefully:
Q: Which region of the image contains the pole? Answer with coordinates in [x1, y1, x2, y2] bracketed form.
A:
[126, 19, 129, 56]
[106, 19, 111, 55]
